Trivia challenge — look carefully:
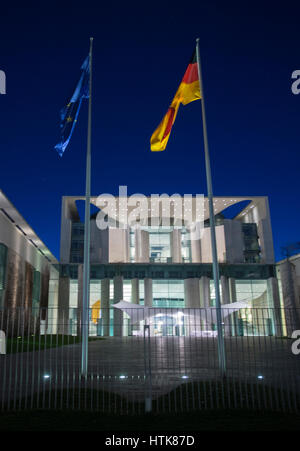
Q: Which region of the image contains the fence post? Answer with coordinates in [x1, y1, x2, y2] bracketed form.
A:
[144, 324, 152, 413]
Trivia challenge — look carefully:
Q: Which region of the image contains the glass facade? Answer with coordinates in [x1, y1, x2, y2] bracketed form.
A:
[70, 222, 84, 263]
[235, 280, 269, 305]
[234, 280, 274, 336]
[68, 278, 133, 336]
[70, 218, 262, 265]
[242, 223, 261, 263]
[152, 280, 184, 308]
[149, 227, 172, 263]
[89, 280, 101, 335]
[47, 269, 59, 334]
[123, 280, 132, 302]
[203, 218, 261, 264]
[50, 261, 278, 337]
[69, 279, 79, 335]
[181, 228, 192, 263]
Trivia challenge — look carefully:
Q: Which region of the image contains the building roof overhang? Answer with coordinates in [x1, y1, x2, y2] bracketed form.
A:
[62, 195, 268, 224]
[0, 190, 58, 264]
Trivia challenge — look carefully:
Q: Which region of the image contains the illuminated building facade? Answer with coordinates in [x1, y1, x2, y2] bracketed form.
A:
[50, 195, 281, 337]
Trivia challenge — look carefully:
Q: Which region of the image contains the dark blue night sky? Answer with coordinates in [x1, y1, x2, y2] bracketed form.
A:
[0, 1, 299, 261]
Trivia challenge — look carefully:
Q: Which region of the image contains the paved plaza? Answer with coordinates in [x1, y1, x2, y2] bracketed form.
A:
[1, 336, 299, 407]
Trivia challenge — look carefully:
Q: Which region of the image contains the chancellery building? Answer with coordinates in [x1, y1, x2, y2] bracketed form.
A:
[1, 190, 296, 337]
[51, 194, 284, 337]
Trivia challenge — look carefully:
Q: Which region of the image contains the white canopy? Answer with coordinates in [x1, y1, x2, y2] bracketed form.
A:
[113, 300, 249, 325]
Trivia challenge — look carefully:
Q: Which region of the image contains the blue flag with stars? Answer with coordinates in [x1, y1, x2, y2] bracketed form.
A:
[54, 56, 89, 156]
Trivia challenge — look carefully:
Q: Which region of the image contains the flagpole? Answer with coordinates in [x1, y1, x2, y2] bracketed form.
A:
[81, 37, 93, 376]
[195, 38, 226, 377]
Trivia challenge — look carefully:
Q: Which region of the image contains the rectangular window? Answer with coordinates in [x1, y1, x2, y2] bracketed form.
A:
[181, 228, 192, 263]
[129, 230, 135, 262]
[122, 280, 132, 302]
[152, 279, 184, 308]
[242, 223, 261, 263]
[149, 228, 171, 263]
[70, 222, 84, 263]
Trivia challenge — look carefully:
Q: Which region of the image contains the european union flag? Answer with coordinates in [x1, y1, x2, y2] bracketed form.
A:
[54, 56, 90, 156]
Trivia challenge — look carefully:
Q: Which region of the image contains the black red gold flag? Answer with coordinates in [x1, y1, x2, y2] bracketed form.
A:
[150, 51, 201, 151]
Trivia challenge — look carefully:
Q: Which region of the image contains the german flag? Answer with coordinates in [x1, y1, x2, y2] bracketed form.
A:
[150, 50, 201, 152]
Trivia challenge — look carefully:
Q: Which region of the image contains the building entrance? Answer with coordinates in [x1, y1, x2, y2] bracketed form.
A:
[152, 313, 185, 336]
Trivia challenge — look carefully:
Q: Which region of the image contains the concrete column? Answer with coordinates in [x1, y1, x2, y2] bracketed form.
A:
[134, 228, 140, 262]
[99, 228, 109, 263]
[184, 278, 200, 335]
[190, 236, 201, 263]
[47, 272, 59, 335]
[101, 278, 110, 336]
[130, 278, 140, 335]
[184, 278, 200, 308]
[229, 277, 238, 336]
[109, 229, 130, 263]
[125, 226, 130, 262]
[267, 277, 284, 337]
[268, 277, 281, 310]
[58, 276, 70, 335]
[141, 231, 150, 262]
[220, 276, 230, 305]
[90, 220, 109, 264]
[76, 264, 83, 337]
[280, 260, 300, 335]
[199, 276, 211, 331]
[144, 278, 153, 307]
[131, 278, 139, 305]
[200, 226, 226, 263]
[221, 275, 231, 336]
[135, 228, 150, 263]
[59, 198, 72, 264]
[171, 229, 182, 263]
[113, 275, 123, 336]
[199, 276, 210, 308]
[229, 278, 237, 303]
[223, 220, 244, 263]
[90, 219, 101, 263]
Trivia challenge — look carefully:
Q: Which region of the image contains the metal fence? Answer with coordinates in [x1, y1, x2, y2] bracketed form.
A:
[0, 307, 299, 414]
